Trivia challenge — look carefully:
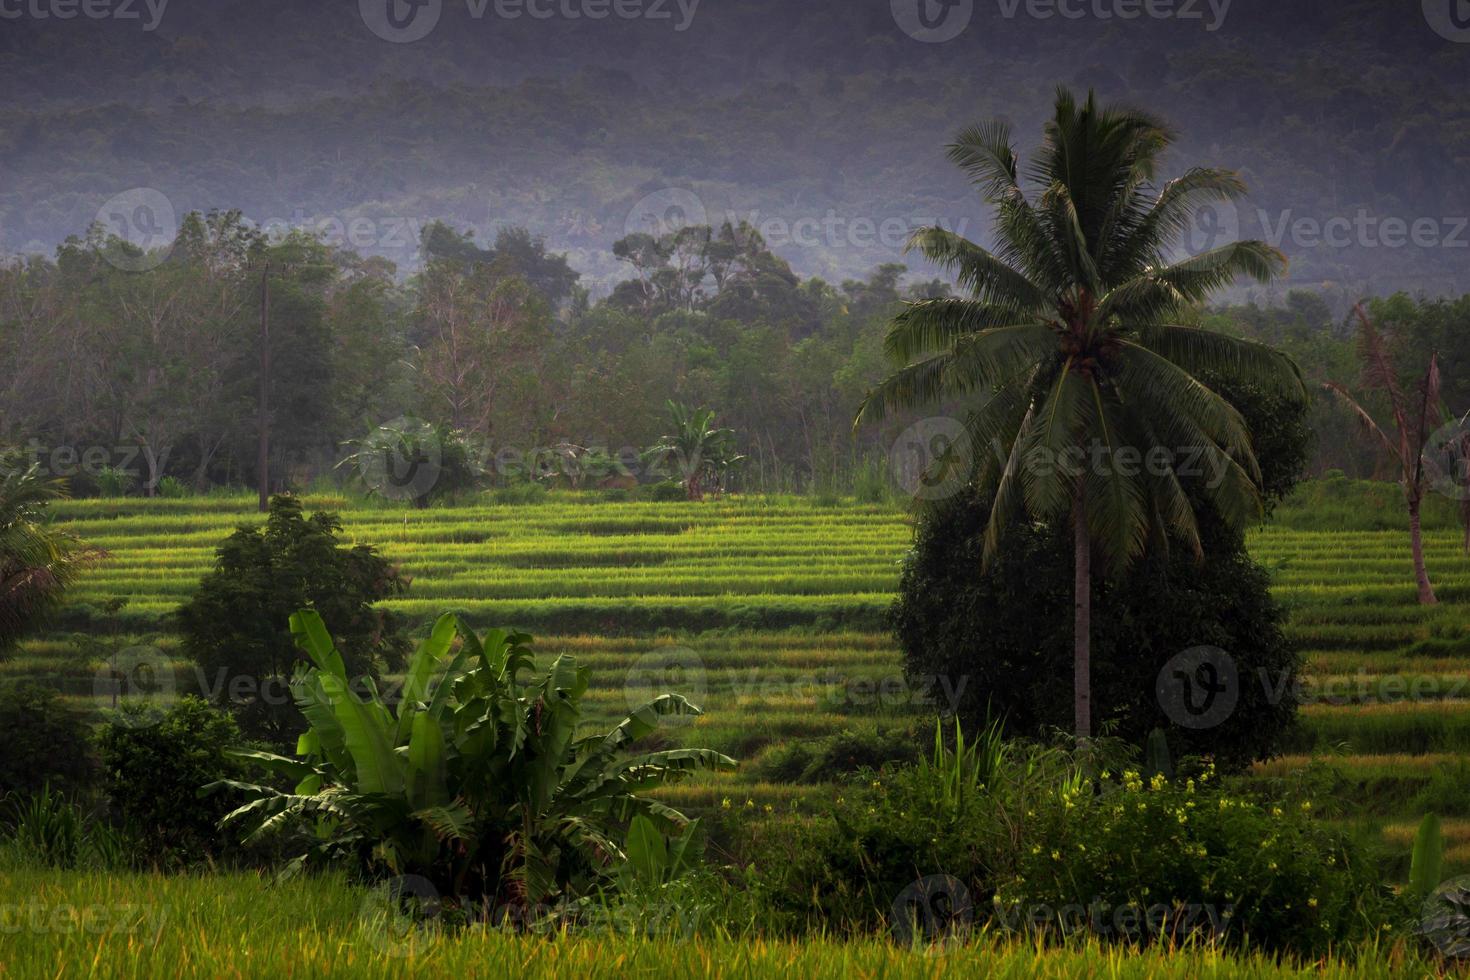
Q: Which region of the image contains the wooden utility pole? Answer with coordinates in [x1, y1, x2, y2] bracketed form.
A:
[257, 261, 270, 513]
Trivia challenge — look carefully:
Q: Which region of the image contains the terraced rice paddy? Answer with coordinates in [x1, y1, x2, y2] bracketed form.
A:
[14, 491, 1470, 862]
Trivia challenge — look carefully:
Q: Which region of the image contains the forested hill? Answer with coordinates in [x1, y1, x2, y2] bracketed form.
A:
[3, 0, 1467, 298]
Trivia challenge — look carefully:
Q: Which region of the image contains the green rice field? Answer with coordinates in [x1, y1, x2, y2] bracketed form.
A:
[16, 489, 1470, 869]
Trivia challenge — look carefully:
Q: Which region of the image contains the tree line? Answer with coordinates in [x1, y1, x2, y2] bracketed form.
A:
[0, 207, 1466, 498]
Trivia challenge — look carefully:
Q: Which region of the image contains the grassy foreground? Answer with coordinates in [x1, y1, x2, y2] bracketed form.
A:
[0, 868, 1436, 979]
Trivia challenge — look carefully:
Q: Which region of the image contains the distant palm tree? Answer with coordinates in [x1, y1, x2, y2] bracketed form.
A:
[1324, 305, 1447, 604]
[0, 450, 84, 653]
[644, 402, 745, 500]
[857, 88, 1305, 740]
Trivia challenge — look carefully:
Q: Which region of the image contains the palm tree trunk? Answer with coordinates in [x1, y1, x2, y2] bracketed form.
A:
[1073, 494, 1092, 741]
[1408, 497, 1438, 605]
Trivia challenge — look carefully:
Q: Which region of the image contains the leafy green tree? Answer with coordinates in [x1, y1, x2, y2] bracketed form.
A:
[891, 373, 1310, 768]
[175, 496, 410, 743]
[857, 88, 1305, 739]
[0, 450, 83, 655]
[215, 610, 735, 910]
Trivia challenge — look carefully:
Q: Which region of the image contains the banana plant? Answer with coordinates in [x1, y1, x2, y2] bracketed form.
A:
[209, 609, 735, 912]
[642, 402, 746, 500]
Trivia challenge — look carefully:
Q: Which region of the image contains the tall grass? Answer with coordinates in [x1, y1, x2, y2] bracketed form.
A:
[0, 868, 1435, 979]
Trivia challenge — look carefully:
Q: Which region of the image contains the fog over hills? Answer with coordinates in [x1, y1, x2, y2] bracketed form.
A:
[3, 0, 1468, 303]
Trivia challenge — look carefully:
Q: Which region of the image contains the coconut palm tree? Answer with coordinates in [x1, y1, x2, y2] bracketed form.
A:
[0, 450, 84, 654]
[856, 88, 1305, 740]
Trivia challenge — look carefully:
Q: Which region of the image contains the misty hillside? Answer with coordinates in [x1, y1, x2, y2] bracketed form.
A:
[2, 0, 1467, 299]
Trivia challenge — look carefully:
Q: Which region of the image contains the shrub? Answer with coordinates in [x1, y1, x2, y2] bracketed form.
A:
[2, 784, 134, 871]
[889, 489, 1301, 770]
[5, 784, 88, 868]
[648, 481, 686, 503]
[97, 696, 247, 863]
[756, 727, 919, 784]
[491, 482, 549, 505]
[156, 476, 190, 499]
[0, 681, 93, 797]
[216, 610, 735, 914]
[94, 466, 135, 498]
[994, 768, 1411, 955]
[745, 723, 1067, 937]
[175, 495, 410, 744]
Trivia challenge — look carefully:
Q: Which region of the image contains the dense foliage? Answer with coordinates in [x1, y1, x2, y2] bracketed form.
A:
[216, 610, 735, 911]
[998, 767, 1410, 955]
[890, 488, 1300, 768]
[175, 495, 410, 743]
[97, 697, 247, 864]
[0, 681, 93, 798]
[0, 450, 83, 655]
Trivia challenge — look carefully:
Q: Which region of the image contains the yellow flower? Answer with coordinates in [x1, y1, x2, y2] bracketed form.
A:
[721, 798, 731, 809]
[1150, 773, 1166, 791]
[1308, 897, 1318, 908]
[1051, 850, 1061, 861]
[1301, 801, 1312, 813]
[763, 804, 774, 814]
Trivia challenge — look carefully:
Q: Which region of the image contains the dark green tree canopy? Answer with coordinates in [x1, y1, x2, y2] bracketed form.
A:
[175, 495, 409, 744]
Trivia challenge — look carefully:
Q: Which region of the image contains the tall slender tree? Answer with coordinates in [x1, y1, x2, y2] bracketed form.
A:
[1324, 305, 1447, 604]
[857, 89, 1305, 740]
